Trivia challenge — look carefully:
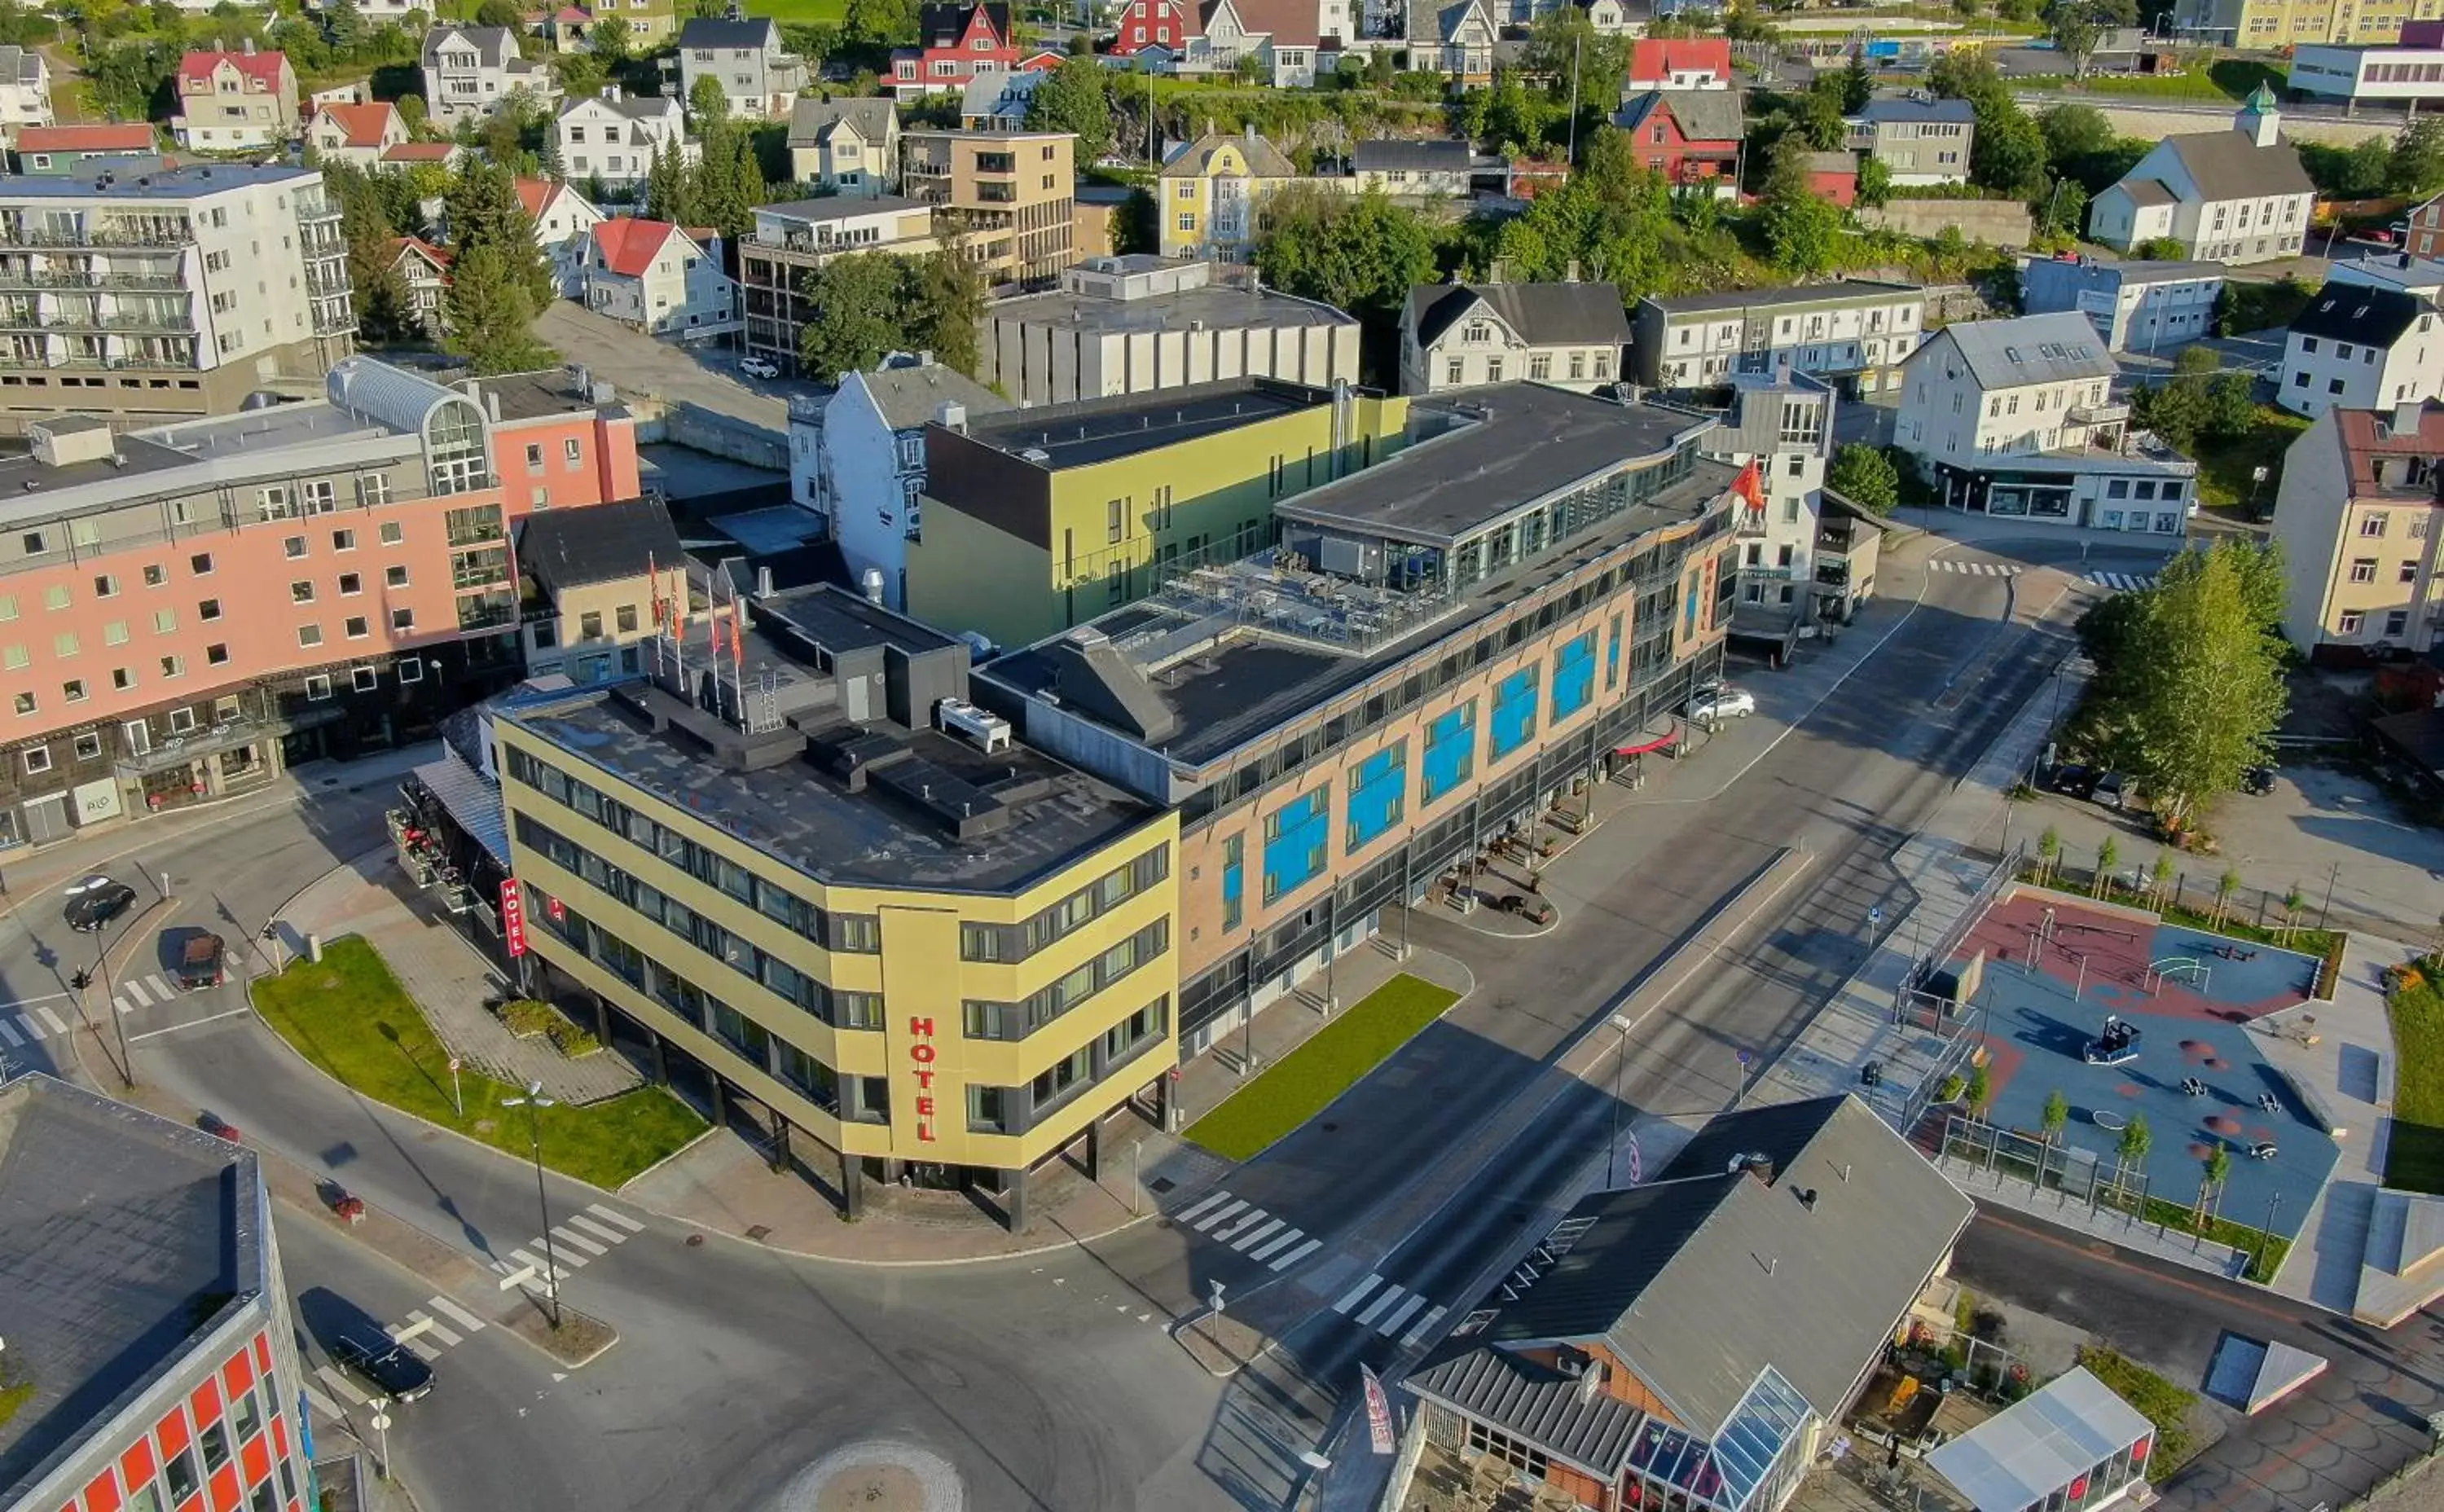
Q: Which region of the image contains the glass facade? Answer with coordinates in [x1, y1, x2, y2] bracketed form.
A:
[1421, 700, 1476, 804]
[1261, 785, 1330, 903]
[1552, 632, 1595, 722]
[1488, 666, 1539, 761]
[1343, 741, 1406, 854]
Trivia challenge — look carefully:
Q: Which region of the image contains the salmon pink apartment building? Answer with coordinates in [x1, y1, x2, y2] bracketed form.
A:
[0, 355, 640, 846]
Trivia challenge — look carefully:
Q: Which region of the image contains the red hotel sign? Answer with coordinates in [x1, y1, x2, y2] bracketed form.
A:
[908, 1016, 938, 1143]
[500, 879, 528, 958]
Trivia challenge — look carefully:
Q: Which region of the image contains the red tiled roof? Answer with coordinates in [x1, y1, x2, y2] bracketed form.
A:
[2338, 403, 2444, 486]
[178, 50, 288, 90]
[1629, 37, 1731, 81]
[1231, 0, 1317, 46]
[591, 218, 681, 277]
[389, 235, 453, 270]
[381, 142, 459, 161]
[516, 176, 559, 219]
[16, 123, 156, 152]
[319, 101, 396, 148]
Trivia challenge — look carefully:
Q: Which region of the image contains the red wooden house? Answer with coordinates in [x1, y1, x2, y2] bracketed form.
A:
[1110, 0, 1203, 57]
[1615, 88, 1743, 194]
[890, 2, 1018, 99]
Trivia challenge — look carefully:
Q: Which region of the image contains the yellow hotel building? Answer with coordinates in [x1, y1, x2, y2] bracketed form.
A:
[495, 582, 1177, 1228]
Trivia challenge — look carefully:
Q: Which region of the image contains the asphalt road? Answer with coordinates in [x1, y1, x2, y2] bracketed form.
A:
[0, 526, 2196, 1512]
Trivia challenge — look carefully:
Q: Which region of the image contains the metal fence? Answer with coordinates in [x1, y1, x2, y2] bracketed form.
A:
[1938, 1113, 2159, 1222]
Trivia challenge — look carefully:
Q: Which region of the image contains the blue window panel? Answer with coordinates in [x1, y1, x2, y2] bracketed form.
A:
[1551, 632, 1595, 722]
[1488, 666, 1539, 761]
[1421, 701, 1475, 805]
[1684, 570, 1703, 641]
[1221, 833, 1244, 931]
[1261, 785, 1330, 903]
[1605, 613, 1623, 691]
[1343, 741, 1407, 854]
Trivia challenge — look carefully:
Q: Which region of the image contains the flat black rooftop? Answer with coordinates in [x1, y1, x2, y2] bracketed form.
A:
[984, 454, 1735, 767]
[956, 377, 1329, 470]
[455, 368, 613, 424]
[760, 582, 961, 657]
[0, 1075, 259, 1502]
[1273, 387, 1709, 543]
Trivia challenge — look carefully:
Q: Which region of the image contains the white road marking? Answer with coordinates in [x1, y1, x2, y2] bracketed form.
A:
[314, 1365, 370, 1406]
[1378, 1293, 1428, 1337]
[550, 1223, 608, 1256]
[527, 1241, 587, 1269]
[34, 1005, 69, 1035]
[1400, 1304, 1448, 1347]
[1332, 1275, 1382, 1315]
[1191, 1198, 1247, 1233]
[1268, 1237, 1322, 1272]
[402, 1338, 442, 1362]
[496, 1263, 539, 1291]
[145, 973, 173, 999]
[302, 1384, 344, 1420]
[127, 1006, 253, 1041]
[1231, 1217, 1284, 1253]
[565, 1213, 630, 1246]
[1210, 1208, 1268, 1243]
[1174, 1190, 1232, 1224]
[16, 1013, 45, 1040]
[121, 977, 153, 1007]
[424, 1294, 488, 1333]
[389, 1315, 434, 1344]
[0, 1018, 22, 1048]
[1247, 1226, 1304, 1261]
[1356, 1284, 1408, 1327]
[392, 1312, 461, 1349]
[584, 1202, 644, 1232]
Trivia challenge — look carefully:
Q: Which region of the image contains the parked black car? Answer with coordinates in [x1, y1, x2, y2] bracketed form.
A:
[63, 875, 137, 933]
[2046, 763, 2100, 800]
[332, 1329, 434, 1403]
[2243, 764, 2277, 796]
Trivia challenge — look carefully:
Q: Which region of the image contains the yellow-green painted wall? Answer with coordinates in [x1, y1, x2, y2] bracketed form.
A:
[497, 719, 1182, 1170]
[908, 392, 1411, 649]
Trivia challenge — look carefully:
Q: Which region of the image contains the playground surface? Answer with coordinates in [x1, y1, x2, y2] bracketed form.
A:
[1949, 890, 2333, 1241]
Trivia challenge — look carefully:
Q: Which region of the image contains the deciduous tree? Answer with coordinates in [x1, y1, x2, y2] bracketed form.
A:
[798, 253, 911, 380]
[1025, 57, 1114, 162]
[1827, 441, 1899, 513]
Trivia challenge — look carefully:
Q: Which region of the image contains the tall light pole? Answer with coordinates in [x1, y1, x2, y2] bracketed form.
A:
[501, 1079, 562, 1328]
[1607, 1013, 1633, 1186]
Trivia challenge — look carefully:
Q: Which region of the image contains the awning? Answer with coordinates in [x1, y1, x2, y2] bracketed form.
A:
[410, 755, 511, 871]
[1615, 722, 1682, 758]
[1926, 1367, 2156, 1512]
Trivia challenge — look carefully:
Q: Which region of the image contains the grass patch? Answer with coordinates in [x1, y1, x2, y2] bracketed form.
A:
[2025, 59, 2284, 101]
[0, 1374, 30, 1433]
[2077, 1346, 2199, 1467]
[2385, 958, 2444, 1193]
[748, 0, 849, 20]
[2196, 405, 2307, 517]
[252, 937, 706, 1189]
[1185, 974, 1460, 1161]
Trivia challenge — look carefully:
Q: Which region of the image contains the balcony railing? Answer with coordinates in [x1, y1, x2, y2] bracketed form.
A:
[446, 522, 506, 547]
[312, 305, 358, 337]
[2068, 401, 2130, 427]
[0, 307, 197, 334]
[1733, 508, 1768, 538]
[0, 222, 195, 250]
[0, 349, 191, 372]
[0, 268, 188, 292]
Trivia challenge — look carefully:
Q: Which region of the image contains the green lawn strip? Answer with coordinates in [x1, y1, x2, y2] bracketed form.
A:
[2076, 1347, 2198, 1469]
[251, 936, 706, 1189]
[2385, 960, 2444, 1194]
[745, 0, 847, 20]
[2196, 407, 2307, 516]
[1185, 974, 1460, 1161]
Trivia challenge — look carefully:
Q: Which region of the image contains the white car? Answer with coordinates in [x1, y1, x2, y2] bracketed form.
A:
[738, 356, 780, 380]
[1688, 685, 1756, 723]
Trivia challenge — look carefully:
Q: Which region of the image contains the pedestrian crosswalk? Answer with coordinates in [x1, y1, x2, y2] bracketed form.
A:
[2083, 569, 2157, 592]
[1330, 1272, 1448, 1347]
[0, 973, 218, 1054]
[1930, 560, 2021, 576]
[1173, 1188, 1322, 1272]
[1927, 560, 2159, 592]
[487, 1201, 645, 1293]
[112, 972, 176, 1016]
[300, 1292, 491, 1418]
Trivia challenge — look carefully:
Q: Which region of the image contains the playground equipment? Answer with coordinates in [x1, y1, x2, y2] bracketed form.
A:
[2083, 1016, 2143, 1066]
[2144, 956, 2210, 996]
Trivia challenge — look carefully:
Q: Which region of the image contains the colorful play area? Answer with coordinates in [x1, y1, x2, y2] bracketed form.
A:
[1941, 889, 2334, 1240]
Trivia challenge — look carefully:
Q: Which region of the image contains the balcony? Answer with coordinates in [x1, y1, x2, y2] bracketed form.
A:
[2068, 400, 2130, 427]
[0, 220, 195, 250]
[313, 304, 358, 337]
[1734, 507, 1769, 538]
[305, 262, 348, 299]
[0, 267, 188, 292]
[0, 349, 190, 372]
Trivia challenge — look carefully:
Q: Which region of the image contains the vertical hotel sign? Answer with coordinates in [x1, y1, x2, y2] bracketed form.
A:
[500, 879, 529, 958]
[908, 1016, 938, 1143]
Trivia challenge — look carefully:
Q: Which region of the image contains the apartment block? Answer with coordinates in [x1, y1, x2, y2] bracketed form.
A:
[0, 164, 356, 433]
[902, 129, 1077, 284]
[497, 582, 1178, 1229]
[555, 92, 693, 196]
[908, 377, 1411, 648]
[1633, 280, 1926, 397]
[741, 196, 939, 372]
[2174, 0, 2433, 46]
[421, 24, 557, 127]
[0, 358, 641, 847]
[975, 385, 1738, 1057]
[2019, 255, 2226, 354]
[1703, 371, 1836, 645]
[977, 255, 1360, 407]
[169, 47, 298, 150]
[0, 46, 52, 147]
[2270, 400, 2444, 657]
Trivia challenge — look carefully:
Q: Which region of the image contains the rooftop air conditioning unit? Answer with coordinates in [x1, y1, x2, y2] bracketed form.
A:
[937, 697, 1012, 754]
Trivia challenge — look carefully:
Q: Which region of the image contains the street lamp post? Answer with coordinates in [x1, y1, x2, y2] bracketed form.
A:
[1607, 1013, 1633, 1186]
[501, 1079, 562, 1328]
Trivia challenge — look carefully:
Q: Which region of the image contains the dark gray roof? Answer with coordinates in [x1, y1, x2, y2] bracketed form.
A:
[1273, 387, 1700, 543]
[425, 24, 519, 67]
[2292, 283, 2429, 346]
[853, 360, 1012, 432]
[2162, 128, 2314, 201]
[1854, 94, 1976, 125]
[519, 496, 685, 597]
[1405, 280, 1631, 351]
[958, 376, 1324, 468]
[1471, 1095, 1974, 1438]
[0, 46, 41, 87]
[677, 15, 781, 49]
[1353, 138, 1474, 174]
[2115, 178, 2177, 208]
[1406, 1349, 1645, 1478]
[789, 95, 896, 147]
[762, 193, 928, 226]
[0, 1076, 262, 1503]
[1617, 87, 1744, 143]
